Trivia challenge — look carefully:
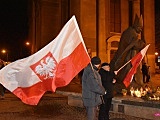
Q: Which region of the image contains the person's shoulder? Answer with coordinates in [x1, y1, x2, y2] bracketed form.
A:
[84, 64, 91, 71]
[99, 68, 103, 71]
[99, 68, 108, 74]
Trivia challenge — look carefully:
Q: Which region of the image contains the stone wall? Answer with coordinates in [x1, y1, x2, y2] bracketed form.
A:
[63, 91, 160, 120]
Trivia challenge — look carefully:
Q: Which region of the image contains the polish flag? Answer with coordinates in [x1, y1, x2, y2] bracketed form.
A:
[123, 44, 150, 88]
[0, 16, 90, 105]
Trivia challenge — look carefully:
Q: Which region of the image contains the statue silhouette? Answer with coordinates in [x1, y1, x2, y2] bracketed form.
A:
[110, 14, 146, 93]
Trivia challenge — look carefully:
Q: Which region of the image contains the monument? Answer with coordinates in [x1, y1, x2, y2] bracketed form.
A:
[110, 14, 146, 93]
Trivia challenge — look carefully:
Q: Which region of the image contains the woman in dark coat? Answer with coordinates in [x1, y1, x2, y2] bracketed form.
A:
[98, 63, 117, 120]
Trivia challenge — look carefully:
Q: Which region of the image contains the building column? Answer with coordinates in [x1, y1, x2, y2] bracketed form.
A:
[121, 0, 129, 32]
[143, 0, 155, 74]
[98, 0, 108, 62]
[80, 0, 97, 56]
[132, 0, 141, 20]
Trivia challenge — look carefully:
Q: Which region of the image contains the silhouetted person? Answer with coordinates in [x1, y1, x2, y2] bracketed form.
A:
[98, 63, 117, 120]
[142, 63, 150, 83]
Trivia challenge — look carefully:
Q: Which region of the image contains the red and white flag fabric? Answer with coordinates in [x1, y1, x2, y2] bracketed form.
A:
[123, 44, 150, 88]
[0, 16, 90, 105]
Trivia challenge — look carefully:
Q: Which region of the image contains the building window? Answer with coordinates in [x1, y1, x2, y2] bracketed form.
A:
[110, 41, 119, 60]
[110, 0, 121, 33]
[111, 41, 119, 47]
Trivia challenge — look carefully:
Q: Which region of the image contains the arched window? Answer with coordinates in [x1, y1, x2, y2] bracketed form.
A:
[106, 35, 120, 62]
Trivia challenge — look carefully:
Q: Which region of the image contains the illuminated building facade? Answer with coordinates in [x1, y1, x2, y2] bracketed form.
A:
[28, 0, 155, 73]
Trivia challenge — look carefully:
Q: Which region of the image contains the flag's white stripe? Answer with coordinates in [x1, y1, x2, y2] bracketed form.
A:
[52, 18, 81, 62]
[30, 15, 81, 63]
[73, 16, 89, 54]
[130, 75, 134, 83]
[0, 60, 41, 91]
[140, 44, 150, 57]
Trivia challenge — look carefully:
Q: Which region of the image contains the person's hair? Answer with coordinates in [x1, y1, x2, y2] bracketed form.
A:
[101, 62, 110, 67]
[91, 56, 101, 65]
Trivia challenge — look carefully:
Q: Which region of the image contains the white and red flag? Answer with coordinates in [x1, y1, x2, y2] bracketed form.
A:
[123, 44, 150, 87]
[0, 16, 90, 105]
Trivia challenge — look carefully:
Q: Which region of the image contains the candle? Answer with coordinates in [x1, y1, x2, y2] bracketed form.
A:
[130, 87, 134, 96]
[134, 89, 141, 97]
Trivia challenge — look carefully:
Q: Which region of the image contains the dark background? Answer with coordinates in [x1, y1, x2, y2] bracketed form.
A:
[0, 0, 29, 61]
[155, 0, 160, 54]
[0, 0, 160, 62]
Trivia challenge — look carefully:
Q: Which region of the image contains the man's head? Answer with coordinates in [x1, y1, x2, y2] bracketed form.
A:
[91, 56, 101, 67]
[101, 62, 110, 71]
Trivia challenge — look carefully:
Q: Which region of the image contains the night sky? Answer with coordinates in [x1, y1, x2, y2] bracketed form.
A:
[0, 0, 28, 61]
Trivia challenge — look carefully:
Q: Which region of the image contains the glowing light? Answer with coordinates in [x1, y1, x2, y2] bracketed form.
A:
[155, 52, 158, 55]
[26, 42, 30, 46]
[1, 49, 6, 54]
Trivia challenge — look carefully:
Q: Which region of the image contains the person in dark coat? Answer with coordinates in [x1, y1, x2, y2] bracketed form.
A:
[98, 63, 117, 120]
[141, 62, 150, 83]
[82, 56, 106, 120]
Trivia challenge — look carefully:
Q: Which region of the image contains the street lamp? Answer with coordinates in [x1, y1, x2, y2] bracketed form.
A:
[20, 41, 31, 58]
[155, 52, 158, 56]
[1, 49, 8, 61]
[25, 41, 30, 46]
[25, 41, 31, 56]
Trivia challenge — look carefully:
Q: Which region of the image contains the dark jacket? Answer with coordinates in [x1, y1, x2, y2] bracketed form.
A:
[99, 68, 115, 98]
[142, 64, 149, 75]
[82, 64, 105, 107]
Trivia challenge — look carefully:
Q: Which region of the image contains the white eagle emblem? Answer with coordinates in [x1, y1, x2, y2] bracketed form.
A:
[35, 56, 56, 79]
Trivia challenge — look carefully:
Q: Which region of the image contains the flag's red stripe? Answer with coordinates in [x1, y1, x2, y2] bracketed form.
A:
[54, 43, 90, 88]
[130, 52, 143, 65]
[123, 53, 143, 87]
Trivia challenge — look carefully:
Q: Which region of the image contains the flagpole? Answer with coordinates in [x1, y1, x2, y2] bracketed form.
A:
[116, 44, 150, 73]
[117, 59, 131, 73]
[90, 62, 96, 76]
